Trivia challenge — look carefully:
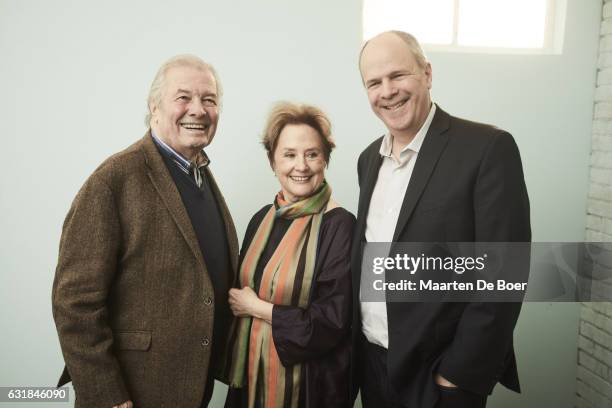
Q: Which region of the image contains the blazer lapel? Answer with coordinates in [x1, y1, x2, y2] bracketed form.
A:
[356, 140, 384, 241]
[392, 106, 451, 241]
[140, 133, 207, 272]
[352, 139, 384, 301]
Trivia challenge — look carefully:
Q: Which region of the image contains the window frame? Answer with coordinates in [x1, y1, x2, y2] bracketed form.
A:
[362, 0, 567, 55]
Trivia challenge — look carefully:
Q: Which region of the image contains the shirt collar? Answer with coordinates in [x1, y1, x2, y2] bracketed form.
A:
[379, 102, 437, 158]
[150, 130, 210, 175]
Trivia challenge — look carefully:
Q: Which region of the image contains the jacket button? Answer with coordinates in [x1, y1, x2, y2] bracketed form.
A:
[204, 297, 212, 306]
[202, 338, 210, 347]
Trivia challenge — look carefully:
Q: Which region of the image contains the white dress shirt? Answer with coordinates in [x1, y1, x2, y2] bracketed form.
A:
[361, 103, 437, 348]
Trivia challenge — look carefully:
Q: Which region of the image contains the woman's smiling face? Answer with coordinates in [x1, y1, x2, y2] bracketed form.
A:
[272, 123, 326, 203]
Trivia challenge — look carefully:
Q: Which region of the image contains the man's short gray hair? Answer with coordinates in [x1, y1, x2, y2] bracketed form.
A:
[359, 30, 429, 77]
[145, 54, 222, 127]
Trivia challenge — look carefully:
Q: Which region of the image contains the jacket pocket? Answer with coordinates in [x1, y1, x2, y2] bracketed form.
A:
[412, 202, 444, 216]
[114, 330, 152, 351]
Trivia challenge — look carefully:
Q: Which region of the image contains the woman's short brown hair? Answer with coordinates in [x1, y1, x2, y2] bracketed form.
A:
[262, 102, 335, 164]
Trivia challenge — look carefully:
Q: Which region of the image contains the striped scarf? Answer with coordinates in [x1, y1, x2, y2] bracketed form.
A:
[228, 181, 331, 408]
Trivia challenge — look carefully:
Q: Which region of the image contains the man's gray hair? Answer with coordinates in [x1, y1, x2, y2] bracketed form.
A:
[359, 30, 429, 75]
[145, 54, 222, 127]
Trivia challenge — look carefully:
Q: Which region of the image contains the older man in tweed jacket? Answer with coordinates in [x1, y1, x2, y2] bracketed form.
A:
[52, 55, 238, 408]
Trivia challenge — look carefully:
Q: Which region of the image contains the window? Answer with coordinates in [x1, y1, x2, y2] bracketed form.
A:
[362, 0, 567, 54]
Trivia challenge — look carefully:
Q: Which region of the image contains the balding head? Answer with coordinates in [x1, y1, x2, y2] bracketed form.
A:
[358, 30, 432, 144]
[359, 31, 428, 81]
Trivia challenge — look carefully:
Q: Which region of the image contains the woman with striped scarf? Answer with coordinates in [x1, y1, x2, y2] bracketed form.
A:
[225, 102, 355, 408]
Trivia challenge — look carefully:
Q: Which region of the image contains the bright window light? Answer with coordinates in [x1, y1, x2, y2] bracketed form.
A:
[458, 0, 548, 48]
[363, 0, 454, 44]
[362, 0, 565, 54]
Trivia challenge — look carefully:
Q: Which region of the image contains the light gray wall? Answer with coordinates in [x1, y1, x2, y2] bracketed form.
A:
[0, 0, 601, 407]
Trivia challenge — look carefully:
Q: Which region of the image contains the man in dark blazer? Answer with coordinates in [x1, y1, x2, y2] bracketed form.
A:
[352, 31, 531, 408]
[52, 55, 238, 408]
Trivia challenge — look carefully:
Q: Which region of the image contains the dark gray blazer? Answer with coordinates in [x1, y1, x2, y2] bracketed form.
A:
[351, 105, 531, 408]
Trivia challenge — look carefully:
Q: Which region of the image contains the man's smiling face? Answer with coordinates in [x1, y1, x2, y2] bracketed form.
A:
[150, 65, 219, 160]
[360, 32, 432, 142]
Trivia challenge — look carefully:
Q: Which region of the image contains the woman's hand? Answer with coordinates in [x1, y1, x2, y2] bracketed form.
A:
[228, 286, 259, 317]
[229, 287, 273, 323]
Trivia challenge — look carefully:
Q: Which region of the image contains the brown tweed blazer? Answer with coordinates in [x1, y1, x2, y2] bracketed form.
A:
[52, 133, 238, 408]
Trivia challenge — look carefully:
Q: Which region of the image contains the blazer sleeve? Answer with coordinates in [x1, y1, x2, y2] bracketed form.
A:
[271, 211, 355, 366]
[52, 173, 130, 407]
[437, 131, 531, 395]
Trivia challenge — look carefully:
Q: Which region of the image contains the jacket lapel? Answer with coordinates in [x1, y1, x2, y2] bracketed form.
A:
[356, 140, 384, 242]
[392, 106, 451, 241]
[352, 139, 384, 300]
[140, 133, 207, 272]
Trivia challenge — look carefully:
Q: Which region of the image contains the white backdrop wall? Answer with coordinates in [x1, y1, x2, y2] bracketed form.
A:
[0, 0, 601, 407]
